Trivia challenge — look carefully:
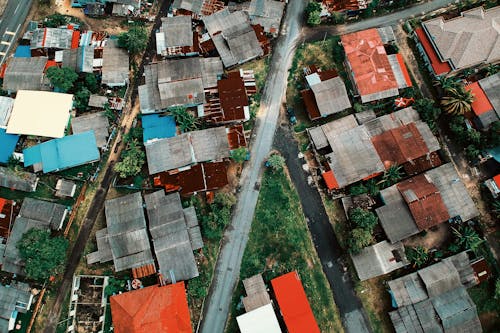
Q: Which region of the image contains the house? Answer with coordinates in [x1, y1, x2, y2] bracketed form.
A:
[0, 198, 15, 242]
[321, 0, 369, 14]
[19, 198, 68, 230]
[271, 271, 320, 333]
[144, 190, 203, 282]
[142, 114, 177, 143]
[139, 57, 223, 113]
[201, 71, 251, 123]
[377, 163, 479, 243]
[0, 129, 19, 164]
[203, 9, 264, 68]
[172, 0, 224, 18]
[23, 131, 100, 173]
[156, 16, 197, 57]
[237, 303, 282, 333]
[61, 46, 95, 73]
[247, 0, 285, 36]
[101, 39, 129, 87]
[0, 97, 14, 127]
[485, 174, 500, 198]
[468, 73, 500, 129]
[300, 66, 351, 120]
[86, 192, 156, 274]
[417, 6, 500, 74]
[109, 282, 192, 333]
[6, 90, 73, 138]
[341, 27, 412, 103]
[2, 57, 48, 92]
[351, 241, 409, 281]
[0, 166, 38, 192]
[308, 107, 441, 190]
[55, 179, 77, 198]
[71, 112, 110, 148]
[145, 126, 230, 174]
[88, 94, 124, 110]
[30, 27, 75, 49]
[0, 282, 33, 332]
[388, 252, 485, 333]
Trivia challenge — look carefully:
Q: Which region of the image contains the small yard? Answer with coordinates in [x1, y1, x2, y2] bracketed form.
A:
[226, 167, 343, 333]
[468, 279, 500, 332]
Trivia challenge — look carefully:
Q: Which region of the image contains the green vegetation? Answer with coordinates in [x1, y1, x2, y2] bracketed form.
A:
[118, 26, 148, 56]
[227, 168, 343, 332]
[381, 164, 403, 187]
[46, 67, 78, 92]
[168, 107, 199, 132]
[405, 246, 430, 268]
[305, 2, 322, 26]
[469, 279, 500, 330]
[18, 229, 69, 281]
[114, 140, 145, 178]
[349, 208, 378, 231]
[452, 226, 484, 254]
[44, 13, 68, 28]
[347, 208, 377, 254]
[440, 85, 474, 115]
[74, 87, 91, 112]
[266, 154, 285, 172]
[413, 98, 441, 133]
[104, 277, 127, 297]
[230, 147, 248, 164]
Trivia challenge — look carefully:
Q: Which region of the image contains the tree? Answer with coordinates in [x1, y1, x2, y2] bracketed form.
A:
[105, 277, 126, 297]
[44, 13, 67, 28]
[349, 208, 378, 231]
[486, 121, 500, 148]
[74, 87, 91, 112]
[492, 200, 500, 219]
[168, 107, 198, 132]
[348, 228, 373, 255]
[267, 154, 285, 172]
[413, 98, 441, 124]
[485, 63, 499, 77]
[118, 26, 148, 55]
[405, 246, 429, 268]
[18, 228, 69, 281]
[349, 183, 368, 196]
[104, 103, 116, 122]
[452, 226, 484, 253]
[495, 279, 500, 300]
[307, 10, 321, 26]
[380, 164, 403, 186]
[366, 178, 380, 196]
[305, 2, 322, 26]
[114, 140, 145, 178]
[46, 66, 78, 92]
[441, 85, 474, 115]
[84, 73, 99, 93]
[230, 147, 248, 164]
[465, 144, 480, 161]
[433, 75, 459, 92]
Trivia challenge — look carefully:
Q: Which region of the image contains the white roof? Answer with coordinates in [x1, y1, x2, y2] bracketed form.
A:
[6, 90, 73, 138]
[236, 303, 282, 333]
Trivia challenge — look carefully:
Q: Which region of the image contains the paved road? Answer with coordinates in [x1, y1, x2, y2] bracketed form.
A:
[197, 1, 305, 332]
[0, 0, 33, 64]
[274, 125, 371, 333]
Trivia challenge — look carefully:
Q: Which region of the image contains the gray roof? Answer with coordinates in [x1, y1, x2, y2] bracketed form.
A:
[19, 198, 67, 231]
[422, 6, 500, 70]
[55, 178, 77, 198]
[351, 240, 409, 281]
[3, 57, 47, 92]
[377, 185, 420, 243]
[309, 76, 352, 117]
[425, 163, 479, 222]
[71, 112, 110, 147]
[160, 16, 193, 48]
[418, 260, 462, 298]
[0, 96, 14, 127]
[88, 95, 109, 108]
[388, 54, 411, 89]
[0, 282, 32, 330]
[362, 107, 420, 137]
[377, 26, 396, 44]
[184, 206, 203, 250]
[62, 46, 94, 73]
[172, 0, 204, 15]
[30, 28, 73, 49]
[145, 126, 229, 174]
[354, 109, 376, 124]
[144, 190, 201, 281]
[248, 0, 285, 34]
[479, 72, 500, 118]
[102, 40, 129, 87]
[0, 166, 38, 192]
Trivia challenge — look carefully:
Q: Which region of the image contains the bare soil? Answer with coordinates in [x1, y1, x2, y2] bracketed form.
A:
[0, 0, 7, 17]
[403, 223, 452, 250]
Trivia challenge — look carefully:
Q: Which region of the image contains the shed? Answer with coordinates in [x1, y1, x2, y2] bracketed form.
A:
[0, 166, 38, 192]
[303, 74, 351, 120]
[71, 112, 110, 148]
[55, 179, 77, 198]
[142, 114, 177, 143]
[242, 274, 271, 312]
[351, 241, 408, 281]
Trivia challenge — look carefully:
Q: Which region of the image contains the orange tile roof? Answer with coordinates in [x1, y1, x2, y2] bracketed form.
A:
[322, 170, 339, 190]
[341, 29, 398, 98]
[396, 53, 413, 87]
[110, 282, 192, 333]
[271, 271, 320, 333]
[71, 30, 80, 49]
[467, 81, 494, 116]
[414, 28, 451, 75]
[493, 174, 500, 188]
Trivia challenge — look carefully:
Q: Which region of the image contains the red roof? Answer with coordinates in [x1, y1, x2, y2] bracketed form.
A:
[301, 89, 321, 120]
[110, 282, 192, 333]
[0, 198, 14, 239]
[414, 28, 451, 75]
[227, 124, 247, 149]
[216, 72, 249, 123]
[44, 60, 57, 70]
[397, 174, 450, 230]
[322, 170, 339, 190]
[71, 30, 81, 49]
[396, 53, 412, 87]
[493, 174, 500, 188]
[271, 271, 320, 333]
[341, 29, 398, 98]
[467, 82, 494, 116]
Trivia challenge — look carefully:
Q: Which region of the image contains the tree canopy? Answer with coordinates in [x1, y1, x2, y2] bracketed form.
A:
[118, 26, 148, 55]
[349, 208, 378, 231]
[114, 140, 145, 178]
[305, 2, 322, 26]
[46, 66, 78, 92]
[440, 85, 474, 115]
[348, 228, 373, 255]
[267, 154, 285, 171]
[18, 228, 69, 281]
[405, 246, 429, 268]
[168, 107, 199, 132]
[230, 147, 248, 164]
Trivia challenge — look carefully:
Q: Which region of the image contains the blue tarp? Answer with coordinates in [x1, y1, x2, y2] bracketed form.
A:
[0, 129, 19, 163]
[142, 114, 177, 142]
[14, 46, 31, 58]
[23, 131, 100, 173]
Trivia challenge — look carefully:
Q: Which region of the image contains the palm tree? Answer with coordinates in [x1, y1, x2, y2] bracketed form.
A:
[405, 246, 429, 268]
[168, 106, 199, 132]
[440, 85, 474, 115]
[379, 164, 403, 186]
[485, 63, 499, 77]
[452, 226, 484, 253]
[492, 200, 500, 219]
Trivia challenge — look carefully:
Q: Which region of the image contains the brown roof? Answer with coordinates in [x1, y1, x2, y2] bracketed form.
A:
[227, 124, 247, 149]
[301, 89, 321, 120]
[396, 174, 450, 230]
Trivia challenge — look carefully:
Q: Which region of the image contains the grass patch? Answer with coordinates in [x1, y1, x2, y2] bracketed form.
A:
[354, 277, 394, 333]
[241, 57, 270, 93]
[226, 168, 343, 333]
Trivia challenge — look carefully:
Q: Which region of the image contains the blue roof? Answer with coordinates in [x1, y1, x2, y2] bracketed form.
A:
[142, 114, 177, 142]
[23, 131, 100, 173]
[0, 129, 19, 164]
[14, 46, 31, 58]
[487, 146, 500, 163]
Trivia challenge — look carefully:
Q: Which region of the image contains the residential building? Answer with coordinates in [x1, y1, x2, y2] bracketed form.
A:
[376, 163, 479, 243]
[0, 282, 33, 332]
[0, 166, 38, 192]
[247, 0, 285, 36]
[88, 94, 124, 110]
[0, 197, 15, 242]
[30, 27, 76, 49]
[6, 90, 73, 138]
[71, 112, 110, 148]
[55, 179, 77, 198]
[18, 198, 68, 230]
[2, 57, 48, 92]
[0, 128, 19, 164]
[341, 27, 412, 103]
[23, 131, 100, 173]
[203, 9, 264, 68]
[467, 73, 500, 129]
[321, 0, 369, 14]
[109, 282, 192, 333]
[417, 6, 500, 74]
[241, 274, 271, 312]
[61, 46, 95, 73]
[351, 241, 409, 281]
[271, 271, 320, 333]
[237, 303, 282, 333]
[0, 96, 14, 128]
[101, 39, 129, 87]
[141, 114, 177, 143]
[300, 66, 351, 120]
[156, 16, 197, 57]
[485, 174, 500, 198]
[388, 252, 486, 333]
[172, 0, 225, 18]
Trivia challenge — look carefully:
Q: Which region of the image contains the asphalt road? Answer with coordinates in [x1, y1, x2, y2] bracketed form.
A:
[197, 1, 305, 332]
[0, 0, 33, 64]
[274, 125, 371, 333]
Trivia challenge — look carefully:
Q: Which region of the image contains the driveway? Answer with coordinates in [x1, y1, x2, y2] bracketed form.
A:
[197, 1, 305, 332]
[0, 0, 33, 64]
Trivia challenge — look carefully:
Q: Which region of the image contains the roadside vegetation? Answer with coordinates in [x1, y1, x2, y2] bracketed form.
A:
[226, 166, 343, 333]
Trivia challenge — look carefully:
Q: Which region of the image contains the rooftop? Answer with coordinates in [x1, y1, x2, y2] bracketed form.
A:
[0, 282, 32, 332]
[0, 128, 19, 164]
[0, 96, 14, 127]
[160, 16, 193, 48]
[0, 166, 38, 192]
[414, 27, 452, 75]
[303, 74, 351, 119]
[102, 40, 129, 87]
[141, 114, 177, 143]
[19, 197, 67, 230]
[71, 112, 110, 147]
[30, 27, 73, 49]
[248, 0, 285, 35]
[241, 274, 271, 312]
[236, 303, 282, 333]
[2, 57, 47, 92]
[478, 72, 500, 118]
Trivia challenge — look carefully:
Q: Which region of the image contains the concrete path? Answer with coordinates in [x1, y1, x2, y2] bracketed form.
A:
[0, 0, 33, 64]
